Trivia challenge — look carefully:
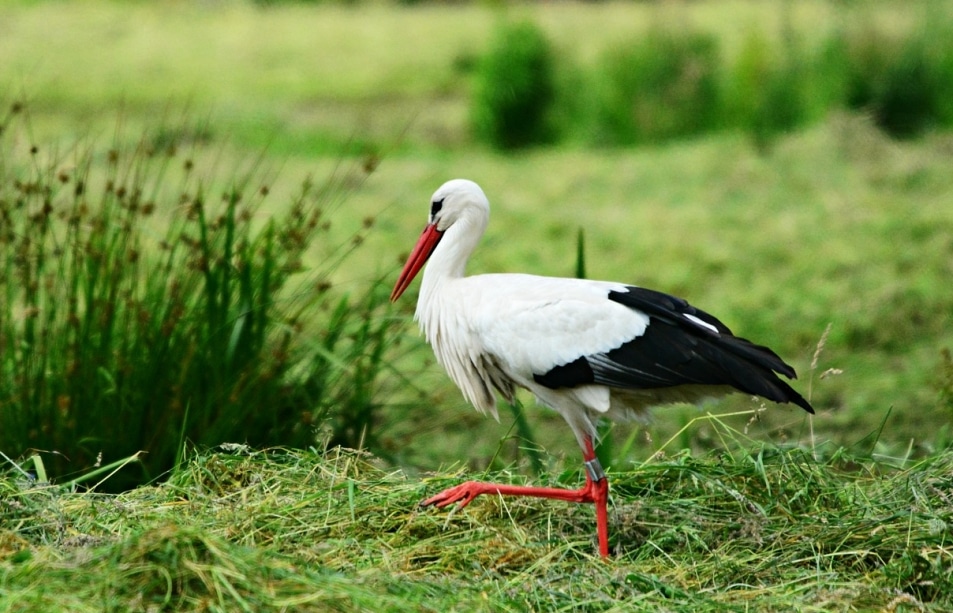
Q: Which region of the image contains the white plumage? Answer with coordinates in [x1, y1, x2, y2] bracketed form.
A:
[391, 178, 813, 557]
[422, 274, 648, 419]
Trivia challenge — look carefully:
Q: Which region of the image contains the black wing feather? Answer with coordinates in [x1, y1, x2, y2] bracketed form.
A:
[609, 287, 797, 378]
[533, 286, 814, 414]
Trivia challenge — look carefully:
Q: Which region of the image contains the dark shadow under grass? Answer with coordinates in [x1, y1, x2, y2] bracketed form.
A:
[1, 444, 950, 612]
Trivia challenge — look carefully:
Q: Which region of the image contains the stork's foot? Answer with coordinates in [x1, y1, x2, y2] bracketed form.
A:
[418, 461, 611, 557]
[420, 478, 604, 508]
[420, 481, 485, 509]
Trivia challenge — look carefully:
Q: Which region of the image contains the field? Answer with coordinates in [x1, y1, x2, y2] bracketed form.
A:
[2, 0, 953, 610]
[4, 446, 953, 611]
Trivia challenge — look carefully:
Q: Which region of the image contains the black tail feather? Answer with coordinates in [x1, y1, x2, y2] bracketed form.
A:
[600, 287, 816, 414]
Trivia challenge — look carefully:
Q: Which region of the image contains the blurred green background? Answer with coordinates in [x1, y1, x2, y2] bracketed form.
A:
[2, 0, 952, 488]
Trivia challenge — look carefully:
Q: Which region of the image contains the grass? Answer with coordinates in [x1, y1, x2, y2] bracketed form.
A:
[4, 1, 945, 152]
[0, 0, 952, 557]
[4, 2, 953, 607]
[2, 442, 951, 611]
[0, 104, 409, 490]
[2, 0, 953, 480]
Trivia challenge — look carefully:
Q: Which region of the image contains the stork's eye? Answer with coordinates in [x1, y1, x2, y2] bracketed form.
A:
[430, 198, 444, 218]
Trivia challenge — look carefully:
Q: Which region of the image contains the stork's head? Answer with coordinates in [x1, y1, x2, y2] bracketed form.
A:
[391, 179, 490, 302]
[427, 179, 489, 231]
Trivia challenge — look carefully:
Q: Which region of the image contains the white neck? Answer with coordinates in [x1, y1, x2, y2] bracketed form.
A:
[417, 209, 487, 314]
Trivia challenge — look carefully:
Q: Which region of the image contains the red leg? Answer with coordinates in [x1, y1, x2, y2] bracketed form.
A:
[585, 437, 610, 558]
[421, 437, 611, 557]
[591, 471, 609, 557]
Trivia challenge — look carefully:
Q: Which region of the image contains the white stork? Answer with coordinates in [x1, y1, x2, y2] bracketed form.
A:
[391, 179, 814, 558]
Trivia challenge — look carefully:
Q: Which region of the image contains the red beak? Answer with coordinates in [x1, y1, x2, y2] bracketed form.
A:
[390, 224, 444, 302]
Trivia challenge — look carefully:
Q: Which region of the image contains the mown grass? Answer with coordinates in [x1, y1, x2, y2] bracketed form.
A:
[2, 443, 951, 611]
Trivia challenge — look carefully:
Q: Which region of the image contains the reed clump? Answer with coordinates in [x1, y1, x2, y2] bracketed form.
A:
[0, 104, 397, 489]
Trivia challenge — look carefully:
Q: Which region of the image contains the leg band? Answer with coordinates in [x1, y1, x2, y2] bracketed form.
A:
[584, 457, 606, 482]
